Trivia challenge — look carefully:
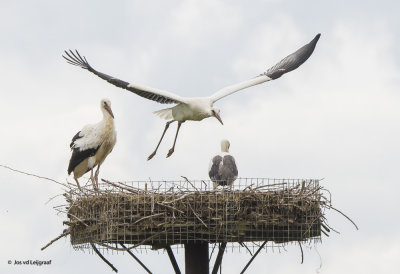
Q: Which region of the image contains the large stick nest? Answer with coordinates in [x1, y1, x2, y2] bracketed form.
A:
[64, 178, 327, 249]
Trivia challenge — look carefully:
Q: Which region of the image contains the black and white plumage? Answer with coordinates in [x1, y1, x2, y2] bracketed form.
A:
[208, 140, 238, 189]
[68, 99, 117, 190]
[63, 34, 320, 160]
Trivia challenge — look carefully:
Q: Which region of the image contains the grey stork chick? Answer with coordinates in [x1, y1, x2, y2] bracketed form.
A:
[68, 99, 117, 191]
[208, 140, 238, 189]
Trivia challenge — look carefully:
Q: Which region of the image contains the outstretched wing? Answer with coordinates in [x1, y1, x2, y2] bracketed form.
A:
[210, 33, 321, 103]
[63, 50, 188, 104]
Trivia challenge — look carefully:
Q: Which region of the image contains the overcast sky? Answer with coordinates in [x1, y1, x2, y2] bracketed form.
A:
[1, 0, 399, 273]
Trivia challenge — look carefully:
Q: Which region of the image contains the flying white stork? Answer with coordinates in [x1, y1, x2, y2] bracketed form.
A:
[208, 139, 238, 189]
[63, 33, 320, 160]
[68, 99, 117, 191]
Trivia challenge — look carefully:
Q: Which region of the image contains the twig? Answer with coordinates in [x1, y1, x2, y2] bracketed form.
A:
[41, 230, 70, 251]
[157, 202, 185, 214]
[162, 193, 190, 204]
[90, 243, 118, 272]
[322, 221, 340, 234]
[151, 195, 155, 213]
[321, 223, 331, 234]
[0, 164, 68, 188]
[101, 179, 138, 193]
[321, 229, 329, 237]
[298, 181, 306, 195]
[243, 183, 255, 191]
[327, 205, 359, 230]
[188, 203, 208, 228]
[239, 242, 253, 256]
[253, 183, 287, 191]
[298, 241, 304, 264]
[45, 193, 65, 205]
[180, 176, 199, 191]
[133, 213, 164, 225]
[59, 210, 88, 227]
[96, 233, 162, 251]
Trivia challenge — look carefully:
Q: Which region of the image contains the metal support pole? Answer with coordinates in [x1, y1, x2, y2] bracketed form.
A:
[240, 241, 267, 274]
[185, 242, 209, 274]
[119, 243, 152, 274]
[166, 246, 181, 274]
[211, 242, 227, 274]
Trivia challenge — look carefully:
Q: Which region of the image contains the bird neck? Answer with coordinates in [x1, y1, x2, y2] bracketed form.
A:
[221, 144, 229, 153]
[102, 111, 114, 123]
[100, 114, 114, 132]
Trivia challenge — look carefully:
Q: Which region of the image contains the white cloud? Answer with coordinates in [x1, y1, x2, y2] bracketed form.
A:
[170, 0, 243, 48]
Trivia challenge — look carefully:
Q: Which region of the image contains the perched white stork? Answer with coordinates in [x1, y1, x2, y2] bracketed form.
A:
[63, 34, 320, 160]
[208, 140, 238, 189]
[68, 99, 117, 190]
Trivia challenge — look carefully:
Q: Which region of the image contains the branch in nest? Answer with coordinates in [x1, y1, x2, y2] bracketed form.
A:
[239, 242, 253, 256]
[96, 233, 163, 251]
[133, 213, 164, 225]
[327, 205, 359, 230]
[162, 193, 190, 204]
[298, 241, 304, 264]
[0, 164, 68, 188]
[157, 202, 184, 214]
[188, 203, 208, 228]
[181, 176, 199, 191]
[41, 230, 70, 251]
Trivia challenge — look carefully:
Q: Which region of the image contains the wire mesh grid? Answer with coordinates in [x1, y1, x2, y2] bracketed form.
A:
[64, 178, 324, 253]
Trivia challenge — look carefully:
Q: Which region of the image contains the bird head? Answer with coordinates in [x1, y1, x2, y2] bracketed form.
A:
[221, 139, 230, 152]
[211, 107, 223, 125]
[101, 98, 114, 119]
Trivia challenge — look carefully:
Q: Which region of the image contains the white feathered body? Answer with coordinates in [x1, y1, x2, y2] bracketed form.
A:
[154, 97, 213, 122]
[69, 117, 116, 179]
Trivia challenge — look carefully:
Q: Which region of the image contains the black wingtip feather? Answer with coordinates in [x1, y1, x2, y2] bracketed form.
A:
[265, 33, 321, 79]
[310, 33, 321, 47]
[61, 49, 180, 104]
[62, 49, 92, 71]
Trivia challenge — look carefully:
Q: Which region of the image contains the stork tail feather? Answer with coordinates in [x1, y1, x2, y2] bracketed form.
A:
[153, 108, 173, 120]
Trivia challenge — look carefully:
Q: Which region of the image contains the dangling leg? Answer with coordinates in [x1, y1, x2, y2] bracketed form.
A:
[74, 178, 82, 192]
[148, 120, 175, 160]
[167, 121, 183, 158]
